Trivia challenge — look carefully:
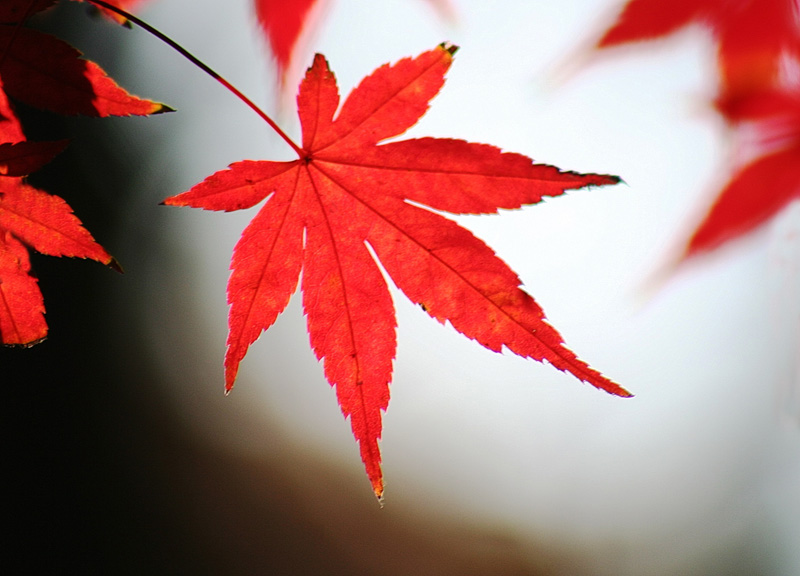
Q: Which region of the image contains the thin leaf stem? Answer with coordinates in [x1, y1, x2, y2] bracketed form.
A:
[85, 0, 304, 157]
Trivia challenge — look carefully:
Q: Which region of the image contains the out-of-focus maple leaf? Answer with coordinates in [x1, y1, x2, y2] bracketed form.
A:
[165, 45, 629, 499]
[593, 0, 800, 262]
[254, 0, 319, 86]
[253, 0, 456, 87]
[597, 0, 800, 105]
[686, 88, 800, 258]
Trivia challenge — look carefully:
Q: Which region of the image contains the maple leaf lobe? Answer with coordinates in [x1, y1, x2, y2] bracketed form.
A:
[0, 28, 169, 117]
[0, 230, 46, 346]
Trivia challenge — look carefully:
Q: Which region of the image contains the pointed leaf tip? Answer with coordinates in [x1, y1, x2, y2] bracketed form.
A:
[440, 42, 459, 56]
[151, 102, 176, 114]
[107, 256, 124, 274]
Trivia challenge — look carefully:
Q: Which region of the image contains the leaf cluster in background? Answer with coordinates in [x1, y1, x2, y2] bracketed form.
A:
[0, 0, 165, 345]
[597, 0, 800, 260]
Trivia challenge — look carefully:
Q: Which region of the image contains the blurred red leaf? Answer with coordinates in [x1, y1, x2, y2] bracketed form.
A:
[595, 0, 800, 261]
[254, 0, 319, 85]
[253, 0, 456, 86]
[598, 0, 800, 104]
[165, 45, 629, 499]
[686, 89, 800, 258]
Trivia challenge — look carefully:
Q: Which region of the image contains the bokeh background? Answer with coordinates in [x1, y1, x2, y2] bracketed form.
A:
[5, 0, 800, 573]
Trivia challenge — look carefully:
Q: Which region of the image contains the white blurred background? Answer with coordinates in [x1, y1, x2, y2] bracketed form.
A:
[9, 1, 800, 574]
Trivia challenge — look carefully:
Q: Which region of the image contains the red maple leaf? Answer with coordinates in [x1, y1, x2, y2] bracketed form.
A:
[597, 0, 800, 105]
[0, 176, 120, 345]
[165, 45, 630, 499]
[253, 0, 319, 85]
[0, 0, 166, 345]
[593, 0, 800, 261]
[0, 82, 117, 345]
[686, 88, 800, 258]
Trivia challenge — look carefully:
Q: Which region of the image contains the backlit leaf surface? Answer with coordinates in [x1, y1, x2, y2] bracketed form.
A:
[165, 45, 630, 499]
